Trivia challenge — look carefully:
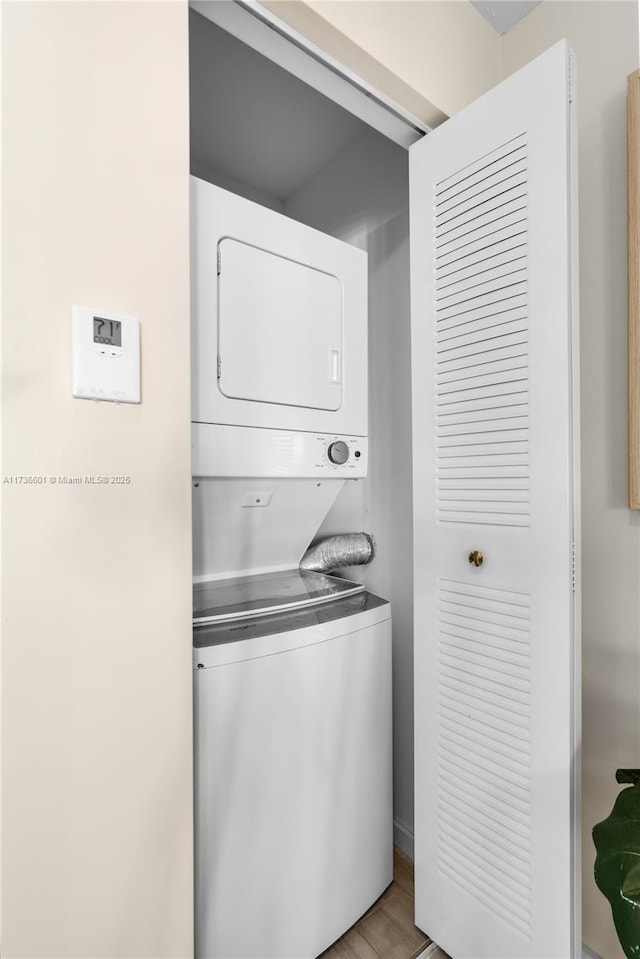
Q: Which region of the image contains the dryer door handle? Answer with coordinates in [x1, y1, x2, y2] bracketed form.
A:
[330, 350, 341, 384]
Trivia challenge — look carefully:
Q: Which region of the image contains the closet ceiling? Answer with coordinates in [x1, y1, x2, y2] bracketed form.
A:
[190, 10, 368, 202]
[471, 0, 542, 35]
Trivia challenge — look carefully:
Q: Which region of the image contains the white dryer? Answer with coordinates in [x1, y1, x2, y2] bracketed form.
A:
[190, 176, 369, 479]
[193, 569, 392, 959]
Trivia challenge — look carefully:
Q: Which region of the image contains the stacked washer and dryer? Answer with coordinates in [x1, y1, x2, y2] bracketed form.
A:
[190, 177, 392, 959]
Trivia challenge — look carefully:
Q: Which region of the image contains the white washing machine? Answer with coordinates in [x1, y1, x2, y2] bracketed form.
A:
[193, 569, 393, 959]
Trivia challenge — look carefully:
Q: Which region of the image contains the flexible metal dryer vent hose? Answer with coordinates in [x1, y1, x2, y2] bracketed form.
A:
[299, 533, 375, 573]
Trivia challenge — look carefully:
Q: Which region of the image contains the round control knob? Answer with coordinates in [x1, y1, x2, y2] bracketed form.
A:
[327, 441, 350, 465]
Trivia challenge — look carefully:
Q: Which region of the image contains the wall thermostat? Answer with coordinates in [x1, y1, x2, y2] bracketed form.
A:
[72, 306, 140, 404]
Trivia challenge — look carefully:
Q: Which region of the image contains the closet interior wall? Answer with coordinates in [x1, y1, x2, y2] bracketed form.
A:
[189, 8, 415, 849]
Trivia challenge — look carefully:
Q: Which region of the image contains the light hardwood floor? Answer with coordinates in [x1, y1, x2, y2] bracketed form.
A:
[319, 847, 431, 959]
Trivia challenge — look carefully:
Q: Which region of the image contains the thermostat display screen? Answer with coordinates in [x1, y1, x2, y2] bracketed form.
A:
[93, 316, 122, 347]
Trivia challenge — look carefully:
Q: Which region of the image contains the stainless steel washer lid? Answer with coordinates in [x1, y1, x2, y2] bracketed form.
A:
[192, 568, 364, 626]
[193, 591, 389, 658]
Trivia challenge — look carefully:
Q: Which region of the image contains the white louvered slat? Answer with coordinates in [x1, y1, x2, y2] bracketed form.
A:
[439, 438, 528, 455]
[437, 335, 528, 368]
[437, 144, 527, 200]
[436, 261, 527, 301]
[436, 196, 528, 249]
[436, 216, 528, 269]
[437, 862, 532, 941]
[439, 684, 530, 731]
[436, 284, 527, 322]
[436, 134, 528, 196]
[436, 242, 528, 285]
[446, 464, 523, 484]
[435, 133, 529, 528]
[438, 461, 528, 475]
[438, 838, 531, 909]
[437, 380, 528, 407]
[436, 181, 528, 233]
[437, 779, 531, 848]
[438, 385, 527, 404]
[438, 762, 530, 832]
[440, 593, 529, 642]
[437, 154, 528, 210]
[438, 811, 530, 879]
[438, 315, 528, 353]
[439, 710, 529, 762]
[436, 310, 528, 341]
[439, 619, 529, 650]
[440, 698, 531, 748]
[438, 580, 530, 609]
[438, 408, 528, 428]
[438, 480, 529, 494]
[437, 359, 528, 389]
[436, 158, 528, 219]
[436, 579, 532, 940]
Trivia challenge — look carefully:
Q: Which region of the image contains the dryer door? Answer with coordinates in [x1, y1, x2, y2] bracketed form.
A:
[190, 177, 367, 437]
[218, 238, 343, 411]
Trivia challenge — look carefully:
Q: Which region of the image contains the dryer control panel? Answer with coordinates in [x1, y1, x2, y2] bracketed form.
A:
[192, 423, 368, 478]
[320, 437, 364, 471]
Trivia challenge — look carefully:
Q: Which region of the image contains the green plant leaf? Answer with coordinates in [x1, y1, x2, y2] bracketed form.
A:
[618, 770, 640, 786]
[593, 770, 640, 959]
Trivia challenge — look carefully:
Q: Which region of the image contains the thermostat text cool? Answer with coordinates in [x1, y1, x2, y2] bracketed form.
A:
[72, 306, 140, 404]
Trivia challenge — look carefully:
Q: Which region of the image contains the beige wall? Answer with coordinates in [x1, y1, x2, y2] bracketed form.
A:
[263, 0, 501, 123]
[502, 5, 639, 958]
[1, 3, 193, 957]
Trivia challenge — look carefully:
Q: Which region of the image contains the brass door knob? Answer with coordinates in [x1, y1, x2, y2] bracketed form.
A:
[468, 550, 484, 568]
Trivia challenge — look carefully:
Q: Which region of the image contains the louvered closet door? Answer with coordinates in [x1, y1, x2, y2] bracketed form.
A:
[410, 41, 580, 959]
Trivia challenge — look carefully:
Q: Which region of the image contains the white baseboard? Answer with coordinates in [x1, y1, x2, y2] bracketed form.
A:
[583, 947, 602, 959]
[393, 817, 414, 859]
